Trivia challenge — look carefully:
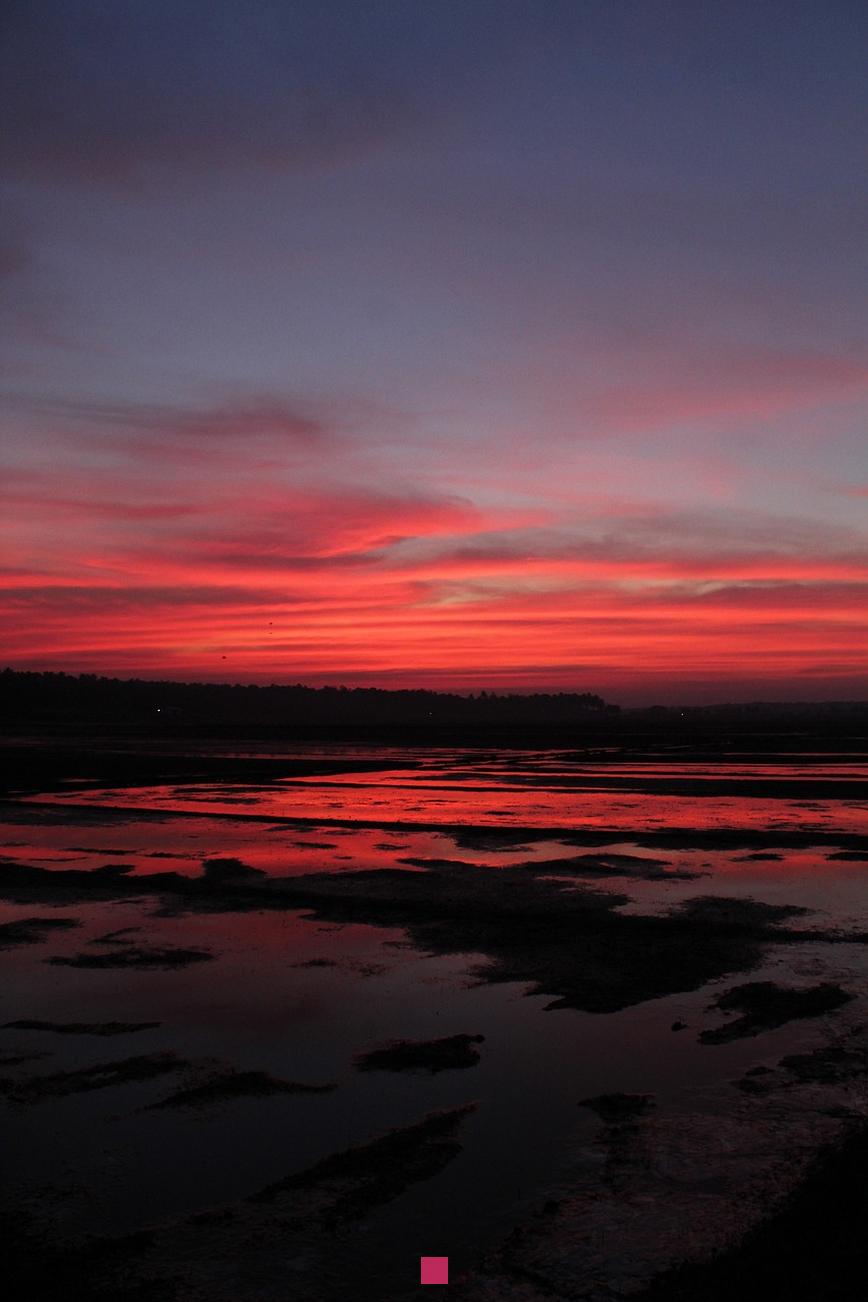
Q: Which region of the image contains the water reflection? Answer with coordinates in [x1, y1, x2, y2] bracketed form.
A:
[2, 746, 868, 1292]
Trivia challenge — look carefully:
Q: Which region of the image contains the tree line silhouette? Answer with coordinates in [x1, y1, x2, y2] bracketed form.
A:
[0, 669, 614, 727]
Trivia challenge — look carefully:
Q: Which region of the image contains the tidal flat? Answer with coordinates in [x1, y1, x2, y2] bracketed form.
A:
[3, 738, 868, 1300]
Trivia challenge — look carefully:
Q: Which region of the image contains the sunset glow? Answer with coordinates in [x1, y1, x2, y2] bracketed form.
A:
[2, 1, 866, 703]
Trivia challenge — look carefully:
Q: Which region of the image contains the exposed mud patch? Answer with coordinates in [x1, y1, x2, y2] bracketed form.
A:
[700, 981, 854, 1044]
[250, 1101, 478, 1209]
[0, 1052, 186, 1103]
[0, 862, 149, 902]
[273, 876, 830, 1014]
[397, 856, 479, 869]
[0, 916, 79, 948]
[200, 857, 265, 883]
[518, 853, 700, 880]
[46, 945, 213, 969]
[2, 858, 857, 1015]
[354, 1033, 485, 1074]
[147, 1068, 337, 1109]
[87, 927, 141, 945]
[2, 1019, 161, 1037]
[451, 829, 536, 851]
[739, 1029, 868, 1095]
[780, 1039, 868, 1086]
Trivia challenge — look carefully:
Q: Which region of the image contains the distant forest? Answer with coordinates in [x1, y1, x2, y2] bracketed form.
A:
[0, 669, 615, 726]
[4, 671, 867, 745]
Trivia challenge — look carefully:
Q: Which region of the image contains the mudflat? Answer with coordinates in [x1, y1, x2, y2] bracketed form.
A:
[3, 736, 868, 1299]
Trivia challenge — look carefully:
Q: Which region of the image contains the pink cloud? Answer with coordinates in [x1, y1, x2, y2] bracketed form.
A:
[522, 345, 868, 440]
[5, 397, 868, 700]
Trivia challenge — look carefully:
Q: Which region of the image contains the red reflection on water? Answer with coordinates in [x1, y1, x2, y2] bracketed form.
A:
[31, 772, 868, 836]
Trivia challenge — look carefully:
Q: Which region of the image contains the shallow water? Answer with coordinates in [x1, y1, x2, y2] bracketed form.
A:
[17, 745, 868, 835]
[3, 745, 868, 1294]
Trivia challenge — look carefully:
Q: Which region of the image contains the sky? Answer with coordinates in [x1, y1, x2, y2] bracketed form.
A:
[1, 0, 867, 705]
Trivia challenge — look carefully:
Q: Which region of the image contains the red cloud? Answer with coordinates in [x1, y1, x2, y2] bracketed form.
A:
[583, 349, 868, 435]
[5, 420, 868, 700]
